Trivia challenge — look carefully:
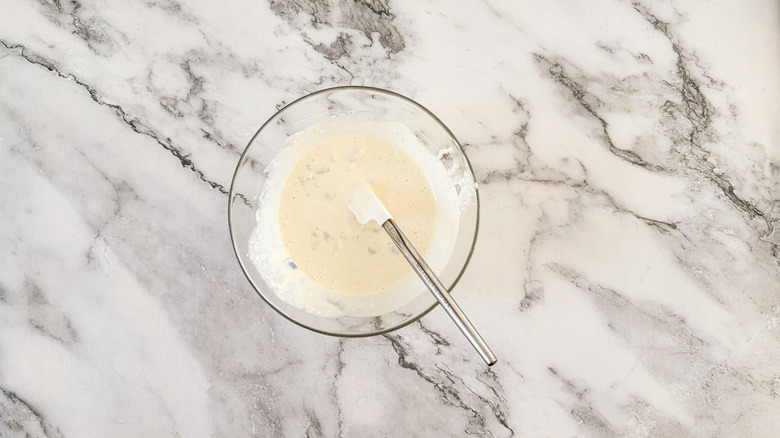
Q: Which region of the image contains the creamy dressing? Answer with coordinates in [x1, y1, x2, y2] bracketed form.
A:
[278, 134, 436, 294]
[248, 121, 460, 318]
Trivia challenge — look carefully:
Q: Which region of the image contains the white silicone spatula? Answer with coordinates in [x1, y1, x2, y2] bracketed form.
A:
[349, 183, 497, 366]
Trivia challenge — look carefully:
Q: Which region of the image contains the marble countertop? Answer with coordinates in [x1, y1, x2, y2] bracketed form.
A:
[1, 0, 779, 436]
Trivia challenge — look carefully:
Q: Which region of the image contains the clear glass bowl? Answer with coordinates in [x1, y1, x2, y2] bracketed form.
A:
[228, 86, 479, 336]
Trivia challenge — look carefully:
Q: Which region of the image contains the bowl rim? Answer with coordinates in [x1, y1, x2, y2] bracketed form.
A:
[228, 85, 480, 337]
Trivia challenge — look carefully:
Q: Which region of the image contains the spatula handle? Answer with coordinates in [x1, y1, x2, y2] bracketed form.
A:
[382, 219, 497, 366]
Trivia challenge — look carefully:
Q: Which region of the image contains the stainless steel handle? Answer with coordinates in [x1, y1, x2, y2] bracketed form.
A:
[382, 219, 497, 366]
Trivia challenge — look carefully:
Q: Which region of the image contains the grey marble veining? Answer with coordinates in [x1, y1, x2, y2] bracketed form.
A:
[1, 0, 779, 436]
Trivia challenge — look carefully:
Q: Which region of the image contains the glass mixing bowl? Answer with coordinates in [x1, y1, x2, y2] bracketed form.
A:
[228, 86, 479, 336]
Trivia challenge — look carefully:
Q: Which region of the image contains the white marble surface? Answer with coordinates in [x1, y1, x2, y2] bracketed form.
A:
[1, 0, 779, 436]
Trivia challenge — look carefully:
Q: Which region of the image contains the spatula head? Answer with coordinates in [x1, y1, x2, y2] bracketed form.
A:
[348, 183, 392, 225]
